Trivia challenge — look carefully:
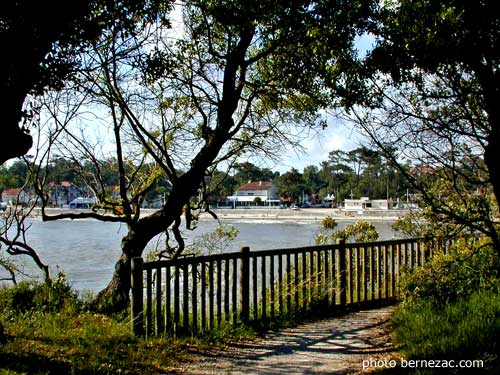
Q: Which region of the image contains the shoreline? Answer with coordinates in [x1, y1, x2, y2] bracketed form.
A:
[202, 208, 409, 222]
[26, 207, 412, 222]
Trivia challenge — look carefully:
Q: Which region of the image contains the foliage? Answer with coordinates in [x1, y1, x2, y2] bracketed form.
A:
[398, 237, 499, 307]
[348, 0, 500, 254]
[390, 235, 500, 373]
[274, 168, 306, 203]
[315, 217, 378, 244]
[390, 173, 499, 245]
[1, 0, 172, 164]
[391, 290, 500, 373]
[321, 216, 338, 230]
[0, 273, 77, 318]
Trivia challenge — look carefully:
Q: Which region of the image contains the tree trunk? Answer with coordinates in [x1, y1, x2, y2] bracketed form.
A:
[0, 94, 32, 165]
[93, 215, 176, 313]
[93, 177, 202, 312]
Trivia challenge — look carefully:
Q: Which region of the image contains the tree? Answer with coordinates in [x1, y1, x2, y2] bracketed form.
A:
[347, 0, 500, 249]
[303, 165, 326, 196]
[32, 0, 374, 310]
[274, 168, 306, 203]
[232, 162, 276, 185]
[0, 0, 170, 165]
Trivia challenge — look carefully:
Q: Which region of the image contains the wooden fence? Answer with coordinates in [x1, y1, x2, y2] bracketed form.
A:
[130, 237, 449, 337]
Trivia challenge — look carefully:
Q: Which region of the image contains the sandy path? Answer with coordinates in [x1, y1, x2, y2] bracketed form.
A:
[182, 307, 395, 375]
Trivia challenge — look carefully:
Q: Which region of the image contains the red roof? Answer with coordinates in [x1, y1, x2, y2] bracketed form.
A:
[408, 166, 436, 175]
[1, 188, 23, 196]
[238, 181, 273, 191]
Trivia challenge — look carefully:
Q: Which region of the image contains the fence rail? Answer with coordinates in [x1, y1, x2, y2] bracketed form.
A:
[130, 237, 451, 337]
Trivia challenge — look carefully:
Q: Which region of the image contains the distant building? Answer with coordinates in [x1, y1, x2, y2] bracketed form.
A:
[228, 181, 280, 207]
[49, 181, 84, 207]
[68, 197, 95, 209]
[1, 188, 33, 206]
[344, 197, 394, 210]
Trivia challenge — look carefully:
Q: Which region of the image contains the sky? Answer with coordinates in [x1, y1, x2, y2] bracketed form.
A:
[268, 116, 363, 173]
[266, 35, 377, 174]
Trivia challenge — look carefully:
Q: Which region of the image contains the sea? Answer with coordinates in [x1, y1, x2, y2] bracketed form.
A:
[2, 217, 399, 292]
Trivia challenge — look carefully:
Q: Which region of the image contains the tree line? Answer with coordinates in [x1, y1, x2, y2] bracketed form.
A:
[1, 147, 412, 207]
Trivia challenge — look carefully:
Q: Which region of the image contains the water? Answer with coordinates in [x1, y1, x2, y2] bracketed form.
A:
[2, 217, 397, 292]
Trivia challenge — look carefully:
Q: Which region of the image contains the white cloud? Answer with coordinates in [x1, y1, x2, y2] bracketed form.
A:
[273, 117, 362, 173]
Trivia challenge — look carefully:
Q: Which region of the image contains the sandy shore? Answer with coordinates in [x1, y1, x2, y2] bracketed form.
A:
[27, 207, 412, 222]
[200, 207, 410, 222]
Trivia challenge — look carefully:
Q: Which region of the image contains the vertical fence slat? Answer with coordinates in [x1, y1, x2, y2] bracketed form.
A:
[331, 248, 336, 306]
[165, 265, 171, 335]
[217, 259, 222, 327]
[261, 256, 267, 320]
[252, 256, 258, 320]
[402, 243, 407, 269]
[347, 246, 353, 304]
[240, 247, 250, 324]
[201, 262, 206, 332]
[155, 267, 162, 335]
[309, 250, 315, 305]
[355, 247, 360, 303]
[286, 252, 292, 314]
[131, 257, 144, 336]
[377, 246, 382, 299]
[278, 254, 283, 316]
[232, 258, 238, 325]
[209, 261, 214, 330]
[362, 246, 367, 302]
[183, 264, 189, 330]
[338, 240, 346, 306]
[302, 251, 307, 312]
[146, 268, 153, 337]
[294, 252, 299, 314]
[192, 262, 198, 334]
[390, 244, 396, 298]
[409, 242, 414, 269]
[174, 265, 180, 332]
[383, 245, 389, 299]
[224, 260, 230, 322]
[323, 248, 329, 307]
[270, 255, 275, 318]
[397, 243, 402, 288]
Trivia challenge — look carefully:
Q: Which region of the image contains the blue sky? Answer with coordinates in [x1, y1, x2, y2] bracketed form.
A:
[268, 115, 363, 173]
[270, 34, 376, 173]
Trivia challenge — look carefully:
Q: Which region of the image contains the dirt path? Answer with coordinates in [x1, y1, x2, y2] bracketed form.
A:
[181, 307, 396, 375]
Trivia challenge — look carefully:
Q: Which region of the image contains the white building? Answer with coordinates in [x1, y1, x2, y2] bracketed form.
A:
[228, 181, 280, 207]
[1, 188, 33, 206]
[68, 197, 95, 209]
[344, 197, 394, 210]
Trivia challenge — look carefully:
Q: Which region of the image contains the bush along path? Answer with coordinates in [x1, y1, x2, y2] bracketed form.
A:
[181, 307, 396, 375]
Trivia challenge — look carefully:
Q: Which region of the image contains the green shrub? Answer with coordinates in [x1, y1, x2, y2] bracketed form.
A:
[392, 290, 500, 372]
[0, 273, 78, 317]
[315, 219, 378, 244]
[399, 237, 499, 306]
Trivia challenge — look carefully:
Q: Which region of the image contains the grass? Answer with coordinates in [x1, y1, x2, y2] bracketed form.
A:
[0, 279, 253, 375]
[0, 308, 208, 375]
[386, 290, 500, 374]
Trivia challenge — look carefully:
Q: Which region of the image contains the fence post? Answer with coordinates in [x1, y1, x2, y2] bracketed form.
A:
[131, 257, 144, 336]
[240, 246, 250, 323]
[337, 239, 347, 306]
